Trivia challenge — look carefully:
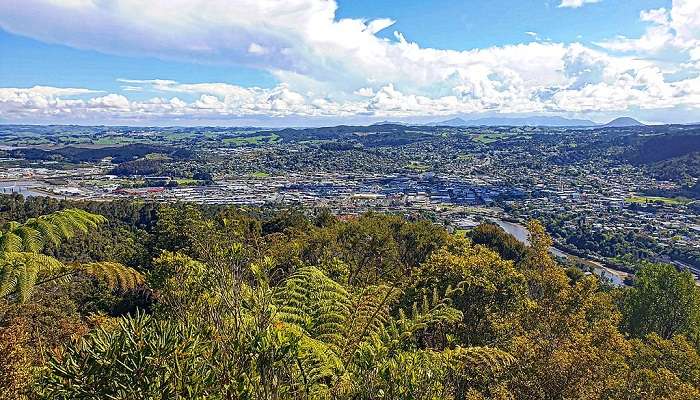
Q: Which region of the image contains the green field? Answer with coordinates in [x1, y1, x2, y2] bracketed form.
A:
[405, 160, 431, 172]
[145, 153, 172, 161]
[626, 195, 690, 205]
[472, 133, 509, 143]
[175, 178, 201, 186]
[223, 133, 280, 146]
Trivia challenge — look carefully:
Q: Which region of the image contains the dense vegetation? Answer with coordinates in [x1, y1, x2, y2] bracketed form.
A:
[534, 210, 700, 270]
[7, 144, 194, 164]
[2, 194, 700, 399]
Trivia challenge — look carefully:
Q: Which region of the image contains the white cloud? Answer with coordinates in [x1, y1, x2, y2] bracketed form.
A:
[558, 0, 601, 9]
[248, 43, 269, 55]
[365, 18, 395, 34]
[88, 94, 131, 109]
[354, 87, 375, 97]
[0, 0, 699, 123]
[597, 1, 700, 56]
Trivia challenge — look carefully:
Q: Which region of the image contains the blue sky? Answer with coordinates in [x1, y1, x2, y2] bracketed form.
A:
[1, 0, 698, 126]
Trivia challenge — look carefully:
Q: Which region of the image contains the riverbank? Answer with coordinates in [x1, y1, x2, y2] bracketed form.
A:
[487, 218, 629, 286]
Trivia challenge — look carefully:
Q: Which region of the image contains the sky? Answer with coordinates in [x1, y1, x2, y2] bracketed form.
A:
[0, 0, 699, 126]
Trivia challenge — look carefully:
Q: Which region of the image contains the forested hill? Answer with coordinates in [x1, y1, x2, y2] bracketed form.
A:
[624, 132, 700, 165]
[7, 144, 194, 164]
[2, 194, 700, 398]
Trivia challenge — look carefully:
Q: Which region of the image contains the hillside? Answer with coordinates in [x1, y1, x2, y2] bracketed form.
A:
[8, 144, 193, 164]
[604, 117, 645, 127]
[2, 196, 700, 398]
[431, 116, 596, 127]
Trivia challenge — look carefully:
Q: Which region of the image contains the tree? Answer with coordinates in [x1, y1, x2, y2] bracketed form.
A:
[411, 235, 527, 346]
[44, 251, 513, 399]
[469, 223, 527, 263]
[0, 318, 31, 400]
[612, 334, 700, 399]
[39, 312, 215, 400]
[623, 263, 700, 341]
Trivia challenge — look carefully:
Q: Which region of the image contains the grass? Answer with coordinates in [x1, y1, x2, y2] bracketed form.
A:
[223, 133, 280, 146]
[59, 136, 92, 144]
[94, 136, 134, 145]
[175, 178, 199, 186]
[626, 195, 690, 205]
[145, 153, 171, 161]
[405, 161, 430, 172]
[249, 171, 270, 178]
[472, 133, 509, 144]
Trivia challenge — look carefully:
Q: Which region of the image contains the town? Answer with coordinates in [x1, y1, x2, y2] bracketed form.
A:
[1, 123, 698, 284]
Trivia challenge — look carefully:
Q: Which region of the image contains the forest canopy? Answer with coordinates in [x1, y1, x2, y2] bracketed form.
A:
[1, 194, 700, 399]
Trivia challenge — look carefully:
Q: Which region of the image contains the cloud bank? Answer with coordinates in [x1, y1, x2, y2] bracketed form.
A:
[0, 0, 699, 124]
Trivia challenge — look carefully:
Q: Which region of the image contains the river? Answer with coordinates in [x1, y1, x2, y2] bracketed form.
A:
[487, 218, 627, 286]
[0, 181, 45, 197]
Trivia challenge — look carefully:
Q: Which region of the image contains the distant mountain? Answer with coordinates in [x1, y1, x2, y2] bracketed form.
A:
[602, 117, 645, 127]
[432, 117, 468, 126]
[429, 116, 596, 127]
[371, 120, 409, 126]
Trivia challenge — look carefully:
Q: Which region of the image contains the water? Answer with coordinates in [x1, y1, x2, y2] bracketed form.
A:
[0, 181, 44, 197]
[489, 219, 530, 244]
[487, 217, 626, 286]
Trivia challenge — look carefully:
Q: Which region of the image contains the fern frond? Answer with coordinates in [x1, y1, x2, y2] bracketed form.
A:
[1, 208, 107, 255]
[342, 285, 402, 357]
[78, 262, 145, 292]
[0, 252, 66, 302]
[14, 226, 43, 252]
[445, 346, 515, 377]
[25, 218, 61, 247]
[279, 323, 345, 392]
[42, 208, 105, 240]
[391, 298, 462, 343]
[274, 266, 351, 352]
[0, 231, 23, 253]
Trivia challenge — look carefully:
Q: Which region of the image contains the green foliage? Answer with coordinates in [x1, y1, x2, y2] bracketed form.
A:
[0, 208, 144, 303]
[2, 201, 699, 398]
[272, 265, 511, 398]
[623, 263, 700, 340]
[0, 253, 64, 302]
[78, 262, 145, 292]
[0, 208, 105, 253]
[274, 266, 351, 350]
[40, 312, 214, 400]
[412, 235, 528, 345]
[469, 223, 527, 263]
[0, 319, 32, 400]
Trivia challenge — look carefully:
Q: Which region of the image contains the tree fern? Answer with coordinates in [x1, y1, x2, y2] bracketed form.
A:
[274, 266, 351, 352]
[0, 252, 64, 302]
[1, 254, 143, 303]
[387, 286, 463, 347]
[78, 262, 145, 292]
[444, 346, 515, 377]
[0, 226, 22, 253]
[273, 266, 516, 398]
[0, 209, 143, 303]
[342, 284, 401, 359]
[278, 323, 345, 395]
[1, 208, 107, 255]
